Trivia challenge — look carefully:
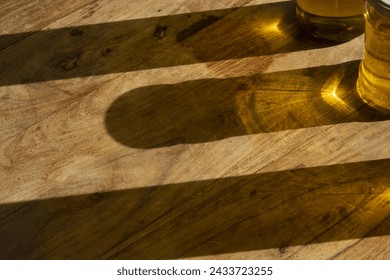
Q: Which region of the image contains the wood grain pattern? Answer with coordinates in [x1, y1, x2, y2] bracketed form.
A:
[1, 1, 341, 85]
[0, 0, 389, 259]
[0, 159, 389, 259]
[105, 61, 387, 149]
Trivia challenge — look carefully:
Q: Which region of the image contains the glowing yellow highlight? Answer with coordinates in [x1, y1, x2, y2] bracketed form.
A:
[266, 20, 281, 33]
[321, 70, 356, 114]
[252, 18, 282, 35]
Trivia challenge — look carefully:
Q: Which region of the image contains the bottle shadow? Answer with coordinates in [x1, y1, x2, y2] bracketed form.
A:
[0, 159, 389, 259]
[0, 1, 342, 85]
[105, 60, 389, 149]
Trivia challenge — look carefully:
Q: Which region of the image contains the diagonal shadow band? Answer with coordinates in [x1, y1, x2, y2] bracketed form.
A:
[0, 1, 342, 85]
[105, 60, 389, 149]
[0, 159, 389, 259]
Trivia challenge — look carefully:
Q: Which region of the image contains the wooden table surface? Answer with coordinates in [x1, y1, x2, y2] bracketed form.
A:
[1, 0, 389, 260]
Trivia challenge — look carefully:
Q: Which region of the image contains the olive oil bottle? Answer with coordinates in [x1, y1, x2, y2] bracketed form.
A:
[357, 0, 390, 112]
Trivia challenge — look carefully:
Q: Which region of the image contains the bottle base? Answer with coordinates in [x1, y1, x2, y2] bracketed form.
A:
[296, 5, 364, 41]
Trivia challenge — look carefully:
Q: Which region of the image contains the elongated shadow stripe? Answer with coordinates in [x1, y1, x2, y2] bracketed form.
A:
[0, 1, 342, 85]
[0, 159, 389, 259]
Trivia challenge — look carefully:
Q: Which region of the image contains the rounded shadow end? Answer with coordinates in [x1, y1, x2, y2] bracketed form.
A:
[105, 61, 389, 149]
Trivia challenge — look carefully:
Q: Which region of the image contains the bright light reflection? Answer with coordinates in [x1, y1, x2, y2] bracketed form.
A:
[253, 18, 282, 34]
[321, 70, 356, 114]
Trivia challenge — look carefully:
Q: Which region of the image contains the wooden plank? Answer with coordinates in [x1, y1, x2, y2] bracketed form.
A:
[1, 1, 341, 85]
[0, 0, 389, 260]
[0, 159, 389, 259]
[0, 0, 98, 49]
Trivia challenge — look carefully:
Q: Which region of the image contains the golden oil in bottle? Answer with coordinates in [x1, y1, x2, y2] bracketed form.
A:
[296, 0, 365, 41]
[357, 0, 390, 112]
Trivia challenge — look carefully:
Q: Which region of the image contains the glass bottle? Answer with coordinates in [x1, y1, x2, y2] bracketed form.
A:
[357, 0, 390, 112]
[296, 0, 365, 41]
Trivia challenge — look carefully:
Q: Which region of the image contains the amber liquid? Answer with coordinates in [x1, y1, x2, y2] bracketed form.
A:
[296, 0, 365, 41]
[357, 4, 390, 112]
